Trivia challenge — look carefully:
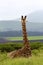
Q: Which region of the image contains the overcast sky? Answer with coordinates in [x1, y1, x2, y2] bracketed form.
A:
[0, 0, 43, 20]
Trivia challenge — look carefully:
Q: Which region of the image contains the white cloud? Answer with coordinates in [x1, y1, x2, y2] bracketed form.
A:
[0, 0, 43, 20]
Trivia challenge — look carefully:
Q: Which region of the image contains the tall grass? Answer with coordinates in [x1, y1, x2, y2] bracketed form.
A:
[0, 49, 43, 65]
[0, 42, 43, 65]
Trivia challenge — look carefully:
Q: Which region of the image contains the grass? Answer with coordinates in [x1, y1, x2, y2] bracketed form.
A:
[5, 36, 43, 41]
[0, 41, 43, 65]
[0, 49, 43, 65]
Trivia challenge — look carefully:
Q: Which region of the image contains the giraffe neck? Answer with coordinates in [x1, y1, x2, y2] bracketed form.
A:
[22, 21, 28, 45]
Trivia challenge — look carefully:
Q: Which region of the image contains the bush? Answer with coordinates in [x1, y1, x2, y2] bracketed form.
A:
[0, 42, 23, 52]
[30, 42, 43, 50]
[0, 42, 43, 52]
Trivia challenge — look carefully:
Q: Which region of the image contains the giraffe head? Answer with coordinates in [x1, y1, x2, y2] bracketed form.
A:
[21, 16, 27, 23]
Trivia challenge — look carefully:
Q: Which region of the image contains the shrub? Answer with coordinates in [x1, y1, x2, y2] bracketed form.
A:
[30, 42, 43, 50]
[0, 42, 43, 52]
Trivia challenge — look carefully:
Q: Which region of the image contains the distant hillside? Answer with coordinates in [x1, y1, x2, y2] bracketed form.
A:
[0, 31, 43, 37]
[0, 11, 43, 32]
[28, 10, 43, 23]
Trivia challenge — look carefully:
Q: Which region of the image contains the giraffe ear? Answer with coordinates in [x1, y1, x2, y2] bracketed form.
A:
[21, 16, 23, 20]
[24, 16, 27, 19]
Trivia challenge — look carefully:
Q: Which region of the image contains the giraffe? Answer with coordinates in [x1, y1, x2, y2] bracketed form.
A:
[8, 16, 31, 58]
[21, 16, 31, 56]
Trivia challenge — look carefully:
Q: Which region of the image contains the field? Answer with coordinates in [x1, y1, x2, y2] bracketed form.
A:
[0, 36, 43, 65]
[5, 36, 43, 41]
[0, 49, 43, 65]
[0, 42, 43, 65]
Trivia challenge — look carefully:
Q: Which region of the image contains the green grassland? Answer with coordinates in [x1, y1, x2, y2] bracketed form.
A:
[0, 49, 43, 65]
[0, 42, 43, 65]
[5, 36, 43, 40]
[0, 37, 43, 65]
